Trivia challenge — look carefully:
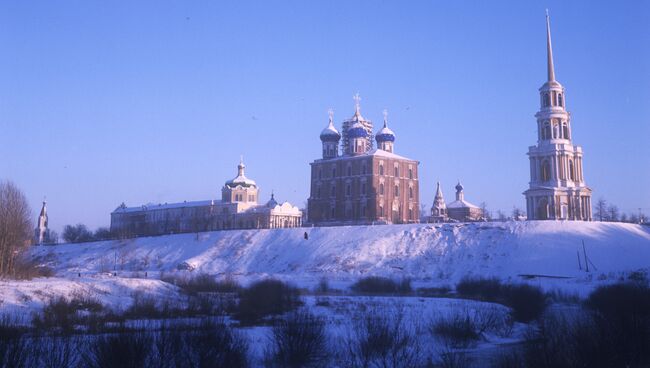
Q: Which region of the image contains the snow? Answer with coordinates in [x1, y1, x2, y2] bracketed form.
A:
[26, 221, 650, 295]
[447, 199, 480, 209]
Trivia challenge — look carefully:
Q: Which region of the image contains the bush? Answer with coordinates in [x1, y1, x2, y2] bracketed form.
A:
[266, 310, 328, 368]
[33, 294, 104, 333]
[502, 284, 546, 323]
[36, 336, 79, 368]
[184, 320, 249, 368]
[235, 279, 301, 324]
[162, 273, 242, 294]
[0, 314, 31, 368]
[431, 312, 479, 348]
[62, 224, 95, 243]
[350, 276, 412, 295]
[456, 277, 546, 322]
[456, 277, 502, 300]
[584, 282, 650, 366]
[343, 308, 422, 367]
[315, 277, 329, 294]
[84, 332, 153, 368]
[11, 256, 55, 280]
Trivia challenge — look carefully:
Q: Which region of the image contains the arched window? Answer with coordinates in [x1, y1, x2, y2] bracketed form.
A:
[347, 166, 351, 176]
[394, 166, 399, 177]
[409, 187, 413, 199]
[379, 183, 384, 195]
[379, 165, 384, 175]
[346, 184, 351, 196]
[543, 93, 550, 107]
[409, 208, 413, 220]
[541, 160, 551, 181]
[409, 168, 413, 179]
[543, 122, 551, 140]
[562, 123, 569, 140]
[558, 93, 563, 107]
[395, 185, 399, 196]
[569, 160, 575, 181]
[379, 206, 384, 217]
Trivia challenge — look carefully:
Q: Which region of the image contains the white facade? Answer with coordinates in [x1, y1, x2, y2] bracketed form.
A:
[110, 160, 302, 238]
[524, 13, 592, 221]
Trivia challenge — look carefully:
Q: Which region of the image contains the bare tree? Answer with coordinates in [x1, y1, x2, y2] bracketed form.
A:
[607, 204, 619, 222]
[480, 202, 491, 221]
[595, 198, 607, 221]
[0, 181, 32, 276]
[512, 207, 524, 220]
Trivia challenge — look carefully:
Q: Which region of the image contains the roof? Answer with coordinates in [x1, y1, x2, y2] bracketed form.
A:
[113, 200, 219, 214]
[447, 199, 480, 209]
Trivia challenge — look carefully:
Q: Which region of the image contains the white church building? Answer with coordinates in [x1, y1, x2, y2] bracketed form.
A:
[110, 159, 303, 238]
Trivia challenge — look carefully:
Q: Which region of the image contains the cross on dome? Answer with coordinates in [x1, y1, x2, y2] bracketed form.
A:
[353, 93, 361, 114]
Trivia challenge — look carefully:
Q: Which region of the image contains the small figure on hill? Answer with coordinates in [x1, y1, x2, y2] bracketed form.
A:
[304, 231, 309, 240]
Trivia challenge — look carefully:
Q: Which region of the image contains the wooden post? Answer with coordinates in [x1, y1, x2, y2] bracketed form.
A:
[582, 240, 589, 272]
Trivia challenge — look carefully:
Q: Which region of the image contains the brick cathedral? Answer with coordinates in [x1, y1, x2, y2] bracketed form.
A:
[307, 95, 420, 225]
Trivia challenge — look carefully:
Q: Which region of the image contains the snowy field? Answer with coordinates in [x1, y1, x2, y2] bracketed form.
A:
[28, 220, 650, 288]
[0, 221, 647, 367]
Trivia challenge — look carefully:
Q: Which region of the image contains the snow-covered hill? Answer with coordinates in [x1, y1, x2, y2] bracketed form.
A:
[31, 221, 650, 291]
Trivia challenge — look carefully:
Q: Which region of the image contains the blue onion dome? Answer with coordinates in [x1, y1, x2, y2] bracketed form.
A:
[455, 181, 464, 192]
[266, 193, 278, 208]
[320, 109, 341, 142]
[376, 110, 395, 142]
[348, 121, 368, 138]
[376, 124, 395, 142]
[320, 121, 341, 142]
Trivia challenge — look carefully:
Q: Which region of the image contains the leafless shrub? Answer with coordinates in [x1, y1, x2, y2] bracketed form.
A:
[437, 346, 472, 368]
[11, 256, 55, 280]
[236, 279, 301, 325]
[83, 332, 153, 368]
[265, 310, 328, 368]
[184, 320, 248, 368]
[343, 307, 423, 367]
[430, 311, 479, 348]
[0, 314, 32, 368]
[351, 276, 412, 295]
[37, 336, 79, 368]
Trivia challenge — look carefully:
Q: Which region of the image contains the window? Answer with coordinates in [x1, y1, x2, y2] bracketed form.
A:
[562, 123, 569, 140]
[541, 160, 551, 181]
[409, 168, 413, 179]
[558, 93, 563, 107]
[346, 184, 351, 196]
[543, 122, 551, 140]
[317, 186, 321, 198]
[361, 183, 366, 195]
[379, 164, 384, 175]
[332, 167, 336, 177]
[569, 160, 575, 181]
[543, 93, 550, 107]
[379, 183, 384, 195]
[409, 187, 413, 199]
[395, 185, 399, 197]
[347, 166, 352, 176]
[331, 185, 336, 197]
[394, 166, 399, 177]
[379, 206, 384, 217]
[318, 169, 322, 180]
[362, 164, 367, 175]
[409, 209, 413, 220]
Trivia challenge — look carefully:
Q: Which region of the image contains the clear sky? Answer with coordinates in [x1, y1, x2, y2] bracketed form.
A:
[1, 1, 649, 233]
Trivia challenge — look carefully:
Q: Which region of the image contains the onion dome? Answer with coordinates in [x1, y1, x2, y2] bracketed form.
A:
[375, 110, 395, 142]
[348, 121, 368, 138]
[266, 193, 278, 208]
[320, 109, 341, 142]
[455, 181, 464, 192]
[225, 158, 257, 188]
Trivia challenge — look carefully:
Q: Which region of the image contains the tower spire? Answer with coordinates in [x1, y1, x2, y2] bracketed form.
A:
[353, 93, 361, 115]
[382, 109, 388, 128]
[546, 9, 556, 82]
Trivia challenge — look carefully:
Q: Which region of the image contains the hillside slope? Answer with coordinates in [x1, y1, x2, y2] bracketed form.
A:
[31, 221, 650, 290]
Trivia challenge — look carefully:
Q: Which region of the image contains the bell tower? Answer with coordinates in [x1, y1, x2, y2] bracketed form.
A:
[524, 11, 592, 221]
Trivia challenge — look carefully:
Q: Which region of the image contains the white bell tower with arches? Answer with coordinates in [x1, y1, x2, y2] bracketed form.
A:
[524, 11, 592, 221]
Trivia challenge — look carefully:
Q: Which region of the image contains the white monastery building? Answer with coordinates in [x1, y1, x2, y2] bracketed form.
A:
[110, 160, 302, 238]
[524, 12, 593, 221]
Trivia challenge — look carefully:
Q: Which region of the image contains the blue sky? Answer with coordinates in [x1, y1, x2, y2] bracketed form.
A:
[1, 1, 648, 232]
